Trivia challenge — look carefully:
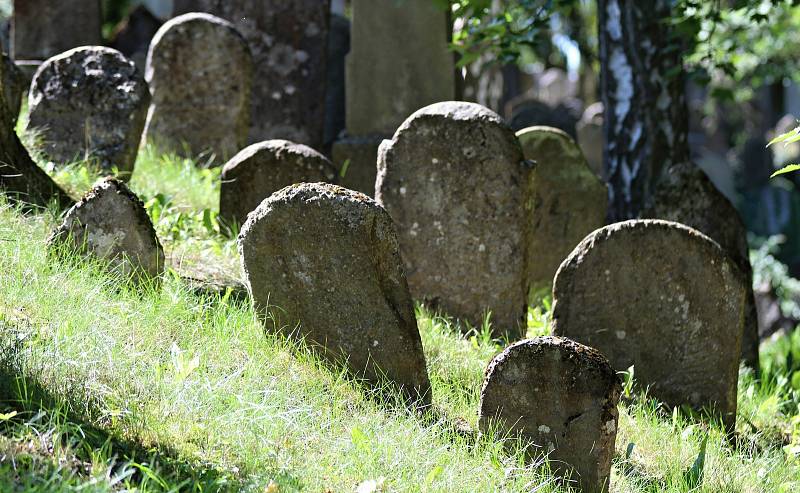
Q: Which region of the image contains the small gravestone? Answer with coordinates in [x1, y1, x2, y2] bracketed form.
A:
[551, 220, 746, 429]
[642, 162, 759, 369]
[517, 126, 607, 298]
[506, 97, 580, 137]
[173, 0, 329, 148]
[239, 182, 431, 404]
[376, 101, 528, 335]
[144, 13, 252, 162]
[479, 336, 621, 492]
[220, 140, 336, 228]
[12, 0, 102, 60]
[576, 102, 604, 178]
[47, 177, 164, 284]
[27, 47, 149, 178]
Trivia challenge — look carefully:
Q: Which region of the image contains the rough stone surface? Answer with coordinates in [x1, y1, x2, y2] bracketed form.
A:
[173, 0, 329, 148]
[332, 135, 384, 197]
[347, 0, 455, 135]
[12, 0, 102, 60]
[144, 13, 252, 162]
[576, 102, 604, 179]
[220, 140, 336, 227]
[551, 220, 746, 429]
[517, 126, 607, 298]
[376, 101, 528, 335]
[47, 177, 164, 284]
[479, 336, 621, 492]
[3, 52, 24, 121]
[238, 182, 431, 404]
[27, 47, 150, 178]
[642, 163, 759, 369]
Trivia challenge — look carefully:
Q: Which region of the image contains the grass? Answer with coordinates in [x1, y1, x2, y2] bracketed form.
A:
[0, 145, 799, 491]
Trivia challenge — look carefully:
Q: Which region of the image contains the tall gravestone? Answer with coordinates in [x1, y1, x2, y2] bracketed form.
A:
[517, 126, 607, 298]
[27, 47, 149, 179]
[173, 0, 329, 149]
[332, 0, 456, 196]
[144, 13, 252, 162]
[220, 140, 336, 227]
[12, 0, 102, 81]
[376, 102, 527, 335]
[551, 220, 746, 430]
[479, 337, 621, 492]
[239, 183, 431, 405]
[642, 162, 760, 370]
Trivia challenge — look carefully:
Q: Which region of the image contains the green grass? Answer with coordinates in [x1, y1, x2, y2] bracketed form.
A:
[1, 148, 799, 491]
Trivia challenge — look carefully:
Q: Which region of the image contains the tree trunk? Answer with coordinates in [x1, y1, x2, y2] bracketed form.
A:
[599, 0, 690, 221]
[0, 53, 73, 210]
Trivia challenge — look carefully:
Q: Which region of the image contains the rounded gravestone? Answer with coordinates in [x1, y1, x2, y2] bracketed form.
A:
[238, 182, 431, 405]
[144, 13, 252, 162]
[220, 140, 336, 228]
[27, 47, 149, 179]
[47, 177, 164, 285]
[479, 336, 621, 492]
[642, 162, 760, 369]
[376, 101, 528, 335]
[551, 220, 746, 430]
[516, 126, 607, 299]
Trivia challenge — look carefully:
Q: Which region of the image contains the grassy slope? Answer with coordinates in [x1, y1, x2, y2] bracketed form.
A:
[0, 149, 799, 492]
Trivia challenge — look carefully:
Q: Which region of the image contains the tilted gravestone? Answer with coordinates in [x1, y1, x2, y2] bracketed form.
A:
[238, 182, 431, 405]
[144, 13, 252, 162]
[516, 126, 607, 298]
[642, 163, 760, 370]
[479, 336, 621, 492]
[27, 47, 150, 179]
[12, 0, 102, 63]
[220, 140, 336, 228]
[551, 220, 746, 430]
[376, 101, 528, 335]
[47, 177, 164, 285]
[173, 0, 329, 149]
[333, 0, 456, 196]
[576, 102, 604, 179]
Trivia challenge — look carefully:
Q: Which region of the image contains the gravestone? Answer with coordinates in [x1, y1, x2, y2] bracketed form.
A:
[12, 0, 102, 61]
[576, 102, 604, 178]
[551, 220, 746, 430]
[479, 336, 621, 492]
[642, 163, 760, 369]
[48, 177, 164, 285]
[220, 140, 336, 227]
[109, 5, 164, 69]
[2, 52, 23, 121]
[332, 0, 456, 196]
[239, 182, 431, 405]
[516, 126, 607, 298]
[506, 97, 580, 137]
[144, 13, 252, 162]
[27, 47, 150, 179]
[173, 0, 329, 149]
[376, 102, 527, 335]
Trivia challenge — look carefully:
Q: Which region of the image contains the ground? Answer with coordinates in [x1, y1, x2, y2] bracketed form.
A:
[0, 134, 799, 491]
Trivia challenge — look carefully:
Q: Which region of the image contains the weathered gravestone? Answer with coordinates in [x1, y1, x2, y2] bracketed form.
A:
[220, 140, 336, 227]
[12, 0, 102, 66]
[173, 0, 329, 149]
[27, 47, 150, 179]
[551, 220, 746, 430]
[0, 48, 73, 210]
[47, 177, 164, 285]
[479, 336, 621, 492]
[238, 182, 431, 405]
[2, 51, 24, 122]
[376, 101, 527, 335]
[333, 0, 456, 195]
[517, 126, 607, 298]
[642, 162, 760, 370]
[144, 13, 252, 162]
[576, 102, 604, 179]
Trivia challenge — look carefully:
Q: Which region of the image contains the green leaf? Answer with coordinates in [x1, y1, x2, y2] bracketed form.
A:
[767, 127, 800, 147]
[684, 435, 708, 488]
[0, 410, 18, 421]
[771, 164, 800, 178]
